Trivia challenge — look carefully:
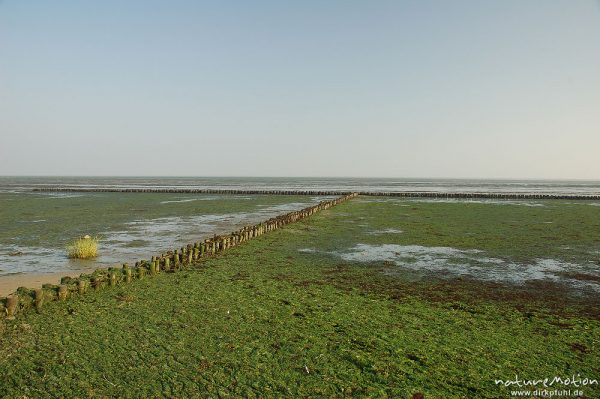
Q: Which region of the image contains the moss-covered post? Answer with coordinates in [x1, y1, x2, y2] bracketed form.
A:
[6, 295, 18, 317]
[125, 268, 132, 283]
[78, 279, 86, 294]
[58, 284, 68, 301]
[110, 272, 117, 286]
[174, 249, 180, 268]
[164, 257, 171, 272]
[34, 289, 44, 312]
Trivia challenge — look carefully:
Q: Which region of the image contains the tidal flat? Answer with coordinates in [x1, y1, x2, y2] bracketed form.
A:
[0, 192, 331, 277]
[0, 197, 598, 398]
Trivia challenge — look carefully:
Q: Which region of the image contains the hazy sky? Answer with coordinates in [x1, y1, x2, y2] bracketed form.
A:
[1, 1, 599, 178]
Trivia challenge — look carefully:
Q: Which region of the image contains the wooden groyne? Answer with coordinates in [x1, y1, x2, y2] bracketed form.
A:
[31, 187, 600, 200]
[0, 193, 357, 320]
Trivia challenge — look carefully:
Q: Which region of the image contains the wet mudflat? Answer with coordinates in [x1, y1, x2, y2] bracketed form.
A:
[0, 197, 598, 398]
[0, 192, 331, 276]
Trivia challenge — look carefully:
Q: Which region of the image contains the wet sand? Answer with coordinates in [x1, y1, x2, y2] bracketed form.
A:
[0, 270, 93, 297]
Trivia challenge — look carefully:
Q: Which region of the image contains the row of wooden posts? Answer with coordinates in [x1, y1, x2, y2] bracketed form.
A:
[31, 187, 600, 200]
[0, 193, 358, 320]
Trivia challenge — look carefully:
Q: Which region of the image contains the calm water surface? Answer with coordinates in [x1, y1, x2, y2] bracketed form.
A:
[1, 176, 600, 195]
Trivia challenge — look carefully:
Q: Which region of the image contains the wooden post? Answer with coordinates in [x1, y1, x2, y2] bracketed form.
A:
[174, 250, 180, 268]
[58, 285, 68, 300]
[125, 268, 132, 283]
[110, 272, 117, 286]
[6, 295, 18, 317]
[78, 280, 86, 294]
[164, 257, 171, 272]
[34, 289, 44, 312]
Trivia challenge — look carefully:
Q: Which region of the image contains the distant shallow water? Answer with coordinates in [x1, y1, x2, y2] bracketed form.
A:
[1, 176, 600, 195]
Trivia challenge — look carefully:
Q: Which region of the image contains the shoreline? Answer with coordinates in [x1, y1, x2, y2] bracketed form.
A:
[0, 270, 93, 297]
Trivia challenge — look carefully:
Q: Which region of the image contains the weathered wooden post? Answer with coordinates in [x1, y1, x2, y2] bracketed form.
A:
[164, 257, 171, 272]
[174, 250, 180, 268]
[110, 272, 117, 286]
[58, 285, 68, 300]
[122, 264, 131, 282]
[6, 295, 18, 317]
[78, 280, 86, 294]
[34, 289, 44, 312]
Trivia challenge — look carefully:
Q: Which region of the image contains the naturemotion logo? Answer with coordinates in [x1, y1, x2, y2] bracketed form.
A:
[494, 374, 597, 397]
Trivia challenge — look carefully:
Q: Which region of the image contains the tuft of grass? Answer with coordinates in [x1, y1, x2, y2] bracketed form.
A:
[66, 235, 98, 259]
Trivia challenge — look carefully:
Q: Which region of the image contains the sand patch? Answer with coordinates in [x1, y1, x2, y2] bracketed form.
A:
[0, 270, 94, 297]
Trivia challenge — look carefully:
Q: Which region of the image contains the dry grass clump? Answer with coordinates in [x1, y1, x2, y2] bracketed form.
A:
[67, 235, 98, 259]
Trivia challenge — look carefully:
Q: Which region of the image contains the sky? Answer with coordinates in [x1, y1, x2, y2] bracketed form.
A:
[0, 1, 599, 179]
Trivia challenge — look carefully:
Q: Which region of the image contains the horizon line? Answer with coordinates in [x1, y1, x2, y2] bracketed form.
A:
[0, 175, 599, 182]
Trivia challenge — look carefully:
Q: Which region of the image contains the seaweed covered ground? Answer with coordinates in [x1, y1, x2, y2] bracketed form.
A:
[0, 197, 599, 398]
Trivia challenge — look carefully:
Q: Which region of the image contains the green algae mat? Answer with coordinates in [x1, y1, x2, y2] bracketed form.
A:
[0, 197, 599, 398]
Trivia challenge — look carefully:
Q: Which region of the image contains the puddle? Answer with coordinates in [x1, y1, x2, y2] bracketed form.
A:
[411, 199, 546, 207]
[160, 198, 202, 204]
[368, 228, 403, 235]
[42, 193, 86, 199]
[298, 248, 318, 254]
[160, 196, 254, 204]
[299, 244, 600, 293]
[359, 197, 546, 207]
